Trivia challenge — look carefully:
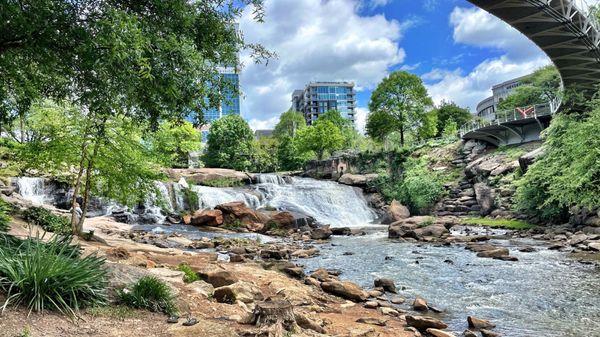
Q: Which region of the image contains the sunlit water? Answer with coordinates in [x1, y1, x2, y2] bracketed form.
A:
[301, 230, 600, 337]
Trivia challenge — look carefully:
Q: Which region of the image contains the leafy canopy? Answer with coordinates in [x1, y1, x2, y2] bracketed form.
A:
[204, 115, 256, 171]
[296, 119, 344, 160]
[273, 110, 306, 139]
[367, 71, 433, 146]
[432, 101, 471, 136]
[149, 121, 201, 168]
[497, 65, 561, 111]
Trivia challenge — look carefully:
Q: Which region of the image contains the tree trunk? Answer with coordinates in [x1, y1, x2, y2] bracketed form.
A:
[70, 142, 89, 235]
[251, 300, 299, 337]
[76, 138, 101, 235]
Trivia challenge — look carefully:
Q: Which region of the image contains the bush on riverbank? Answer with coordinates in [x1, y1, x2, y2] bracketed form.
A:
[0, 235, 107, 317]
[0, 199, 12, 232]
[22, 207, 71, 235]
[460, 217, 535, 230]
[118, 276, 177, 316]
[515, 108, 600, 223]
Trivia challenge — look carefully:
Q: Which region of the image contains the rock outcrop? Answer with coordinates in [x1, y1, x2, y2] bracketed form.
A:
[320, 280, 369, 302]
[382, 200, 410, 224]
[165, 168, 252, 185]
[338, 173, 379, 187]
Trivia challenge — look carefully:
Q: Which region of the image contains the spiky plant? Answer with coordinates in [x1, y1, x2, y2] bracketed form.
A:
[119, 276, 177, 316]
[0, 235, 107, 317]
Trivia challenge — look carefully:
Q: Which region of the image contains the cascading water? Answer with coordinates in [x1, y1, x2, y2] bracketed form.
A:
[253, 174, 377, 228]
[15, 177, 46, 205]
[191, 185, 261, 210]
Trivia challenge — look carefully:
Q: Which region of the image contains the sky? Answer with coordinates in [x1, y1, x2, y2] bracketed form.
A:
[237, 0, 554, 132]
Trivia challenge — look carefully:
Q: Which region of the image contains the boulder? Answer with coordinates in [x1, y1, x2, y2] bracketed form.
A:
[356, 317, 387, 326]
[476, 248, 509, 258]
[338, 173, 378, 187]
[568, 233, 588, 246]
[269, 211, 296, 228]
[364, 301, 379, 309]
[518, 147, 545, 172]
[383, 200, 411, 224]
[332, 227, 352, 236]
[412, 296, 428, 311]
[310, 226, 333, 240]
[374, 278, 397, 293]
[463, 330, 479, 337]
[405, 315, 448, 330]
[215, 202, 266, 224]
[283, 266, 305, 279]
[213, 281, 263, 304]
[406, 224, 449, 240]
[588, 242, 600, 251]
[468, 316, 496, 330]
[474, 183, 495, 216]
[379, 307, 399, 317]
[426, 329, 456, 337]
[190, 209, 223, 226]
[390, 296, 405, 304]
[165, 168, 250, 185]
[480, 329, 501, 337]
[321, 280, 369, 302]
[188, 280, 214, 298]
[205, 270, 239, 288]
[311, 268, 334, 282]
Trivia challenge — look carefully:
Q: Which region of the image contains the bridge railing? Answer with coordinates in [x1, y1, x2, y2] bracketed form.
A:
[459, 99, 560, 138]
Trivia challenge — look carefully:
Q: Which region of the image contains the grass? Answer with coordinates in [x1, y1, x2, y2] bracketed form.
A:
[200, 177, 243, 188]
[495, 145, 526, 160]
[88, 305, 139, 320]
[0, 234, 107, 317]
[460, 217, 536, 230]
[177, 263, 199, 283]
[118, 276, 177, 316]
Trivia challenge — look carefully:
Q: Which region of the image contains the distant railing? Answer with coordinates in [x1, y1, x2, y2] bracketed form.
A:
[459, 97, 561, 138]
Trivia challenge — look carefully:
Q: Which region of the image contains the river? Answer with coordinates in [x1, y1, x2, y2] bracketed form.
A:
[13, 175, 600, 336]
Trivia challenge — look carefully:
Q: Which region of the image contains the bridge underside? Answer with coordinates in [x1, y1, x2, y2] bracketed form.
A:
[462, 115, 552, 146]
[469, 0, 600, 90]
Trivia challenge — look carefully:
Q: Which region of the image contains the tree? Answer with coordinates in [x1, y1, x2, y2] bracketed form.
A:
[19, 101, 162, 234]
[368, 71, 433, 146]
[251, 136, 280, 173]
[1, 0, 273, 235]
[149, 121, 202, 168]
[432, 101, 471, 136]
[277, 136, 312, 171]
[316, 110, 360, 149]
[416, 111, 438, 140]
[273, 110, 306, 139]
[366, 110, 400, 142]
[295, 120, 344, 160]
[204, 115, 255, 171]
[497, 66, 561, 111]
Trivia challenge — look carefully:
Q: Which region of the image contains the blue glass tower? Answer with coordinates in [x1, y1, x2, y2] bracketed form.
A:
[201, 71, 241, 142]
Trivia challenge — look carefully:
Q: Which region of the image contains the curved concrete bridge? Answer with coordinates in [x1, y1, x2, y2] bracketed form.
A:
[462, 0, 600, 145]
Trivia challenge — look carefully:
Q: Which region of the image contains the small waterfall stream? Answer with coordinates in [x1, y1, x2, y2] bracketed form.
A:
[15, 177, 46, 205]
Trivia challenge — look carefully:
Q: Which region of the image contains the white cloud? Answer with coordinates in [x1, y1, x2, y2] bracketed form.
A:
[425, 7, 551, 112]
[239, 0, 408, 128]
[355, 107, 369, 134]
[249, 116, 279, 131]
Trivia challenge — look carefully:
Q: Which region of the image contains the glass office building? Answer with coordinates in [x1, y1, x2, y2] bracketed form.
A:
[291, 82, 356, 125]
[201, 71, 241, 142]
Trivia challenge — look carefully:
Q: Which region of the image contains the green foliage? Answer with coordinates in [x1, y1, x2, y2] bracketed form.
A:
[201, 178, 243, 188]
[317, 110, 360, 149]
[0, 0, 271, 130]
[515, 108, 600, 222]
[417, 110, 438, 140]
[460, 217, 536, 230]
[252, 136, 280, 173]
[432, 101, 471, 136]
[397, 158, 445, 214]
[182, 188, 200, 212]
[273, 110, 306, 139]
[204, 115, 255, 171]
[497, 65, 560, 111]
[367, 71, 433, 146]
[277, 136, 312, 171]
[177, 263, 200, 283]
[0, 235, 107, 317]
[149, 121, 201, 168]
[22, 207, 71, 235]
[296, 120, 344, 160]
[119, 276, 177, 316]
[375, 158, 445, 215]
[0, 199, 12, 232]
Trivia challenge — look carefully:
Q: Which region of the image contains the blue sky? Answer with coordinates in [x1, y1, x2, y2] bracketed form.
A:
[238, 0, 551, 131]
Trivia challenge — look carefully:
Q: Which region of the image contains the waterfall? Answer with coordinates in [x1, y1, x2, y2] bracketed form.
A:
[253, 176, 377, 228]
[255, 173, 287, 185]
[191, 185, 261, 210]
[16, 177, 46, 205]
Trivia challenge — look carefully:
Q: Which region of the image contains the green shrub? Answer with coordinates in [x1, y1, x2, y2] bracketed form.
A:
[515, 109, 599, 223]
[460, 217, 535, 230]
[118, 276, 177, 316]
[201, 177, 243, 188]
[23, 206, 71, 234]
[177, 263, 199, 283]
[397, 158, 445, 214]
[0, 199, 12, 232]
[0, 235, 107, 317]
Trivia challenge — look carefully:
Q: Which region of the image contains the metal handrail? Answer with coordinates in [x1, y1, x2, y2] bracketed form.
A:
[459, 97, 561, 138]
